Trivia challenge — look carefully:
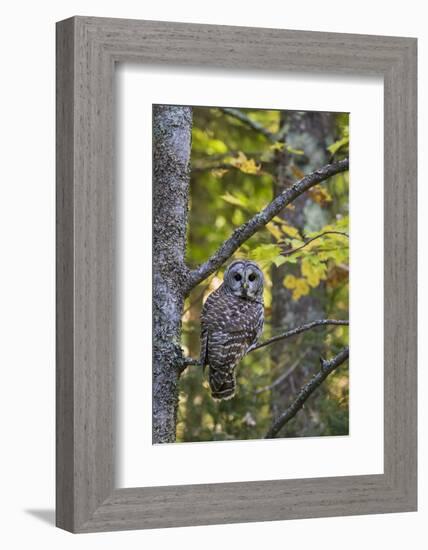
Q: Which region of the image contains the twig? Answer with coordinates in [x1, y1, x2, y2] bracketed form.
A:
[265, 347, 349, 438]
[179, 318, 348, 374]
[275, 122, 289, 142]
[251, 319, 348, 352]
[187, 158, 349, 290]
[281, 231, 349, 256]
[178, 357, 200, 375]
[254, 350, 309, 395]
[219, 107, 277, 141]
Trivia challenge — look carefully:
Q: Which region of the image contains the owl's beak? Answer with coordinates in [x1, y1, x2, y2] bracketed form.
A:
[243, 282, 248, 290]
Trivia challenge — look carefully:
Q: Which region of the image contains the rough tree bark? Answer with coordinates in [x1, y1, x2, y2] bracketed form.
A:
[152, 105, 192, 443]
[270, 112, 336, 434]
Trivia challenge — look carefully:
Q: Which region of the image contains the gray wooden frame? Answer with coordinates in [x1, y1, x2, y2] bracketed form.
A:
[56, 16, 417, 533]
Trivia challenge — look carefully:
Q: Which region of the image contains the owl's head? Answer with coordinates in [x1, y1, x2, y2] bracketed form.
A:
[224, 260, 264, 301]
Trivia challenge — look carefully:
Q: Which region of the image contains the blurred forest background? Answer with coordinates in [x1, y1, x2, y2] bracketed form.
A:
[177, 106, 349, 442]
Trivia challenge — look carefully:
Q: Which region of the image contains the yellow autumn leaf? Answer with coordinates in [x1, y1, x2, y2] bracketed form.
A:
[228, 151, 246, 167]
[301, 258, 327, 288]
[292, 278, 310, 300]
[241, 158, 260, 174]
[283, 274, 298, 289]
[308, 184, 332, 205]
[281, 223, 301, 239]
[270, 142, 285, 151]
[266, 222, 283, 241]
[211, 168, 229, 178]
[307, 273, 320, 288]
[229, 151, 261, 175]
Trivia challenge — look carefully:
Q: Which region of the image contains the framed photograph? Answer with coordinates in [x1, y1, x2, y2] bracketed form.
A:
[56, 16, 417, 532]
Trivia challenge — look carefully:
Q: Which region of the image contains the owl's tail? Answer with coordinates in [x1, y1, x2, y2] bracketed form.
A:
[208, 364, 236, 400]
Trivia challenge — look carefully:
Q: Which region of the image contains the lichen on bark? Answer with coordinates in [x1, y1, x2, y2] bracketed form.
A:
[152, 105, 192, 443]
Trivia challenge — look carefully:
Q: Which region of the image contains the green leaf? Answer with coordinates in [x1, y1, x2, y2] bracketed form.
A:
[249, 244, 282, 262]
[272, 256, 288, 268]
[221, 191, 249, 208]
[327, 136, 349, 155]
[211, 168, 229, 178]
[232, 208, 245, 226]
[280, 255, 299, 264]
[285, 144, 305, 155]
[192, 127, 228, 154]
[270, 142, 285, 151]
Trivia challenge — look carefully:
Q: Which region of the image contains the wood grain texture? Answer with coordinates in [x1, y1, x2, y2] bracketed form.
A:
[56, 17, 75, 532]
[56, 16, 417, 533]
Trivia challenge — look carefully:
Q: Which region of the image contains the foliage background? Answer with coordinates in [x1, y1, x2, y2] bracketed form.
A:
[178, 106, 349, 442]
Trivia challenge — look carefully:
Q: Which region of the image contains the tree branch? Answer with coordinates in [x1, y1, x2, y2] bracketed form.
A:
[254, 350, 309, 395]
[178, 357, 200, 374]
[219, 107, 277, 141]
[250, 319, 348, 352]
[275, 122, 289, 142]
[265, 347, 349, 439]
[179, 318, 348, 374]
[281, 231, 349, 257]
[187, 158, 349, 290]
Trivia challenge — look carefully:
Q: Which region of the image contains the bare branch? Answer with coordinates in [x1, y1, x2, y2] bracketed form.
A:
[179, 357, 200, 374]
[187, 158, 349, 290]
[179, 318, 348, 375]
[254, 350, 309, 395]
[275, 123, 289, 142]
[265, 347, 349, 439]
[219, 107, 277, 141]
[281, 231, 349, 257]
[250, 319, 349, 352]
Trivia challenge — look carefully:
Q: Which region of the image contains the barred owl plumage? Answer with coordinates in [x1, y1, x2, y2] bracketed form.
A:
[200, 260, 264, 400]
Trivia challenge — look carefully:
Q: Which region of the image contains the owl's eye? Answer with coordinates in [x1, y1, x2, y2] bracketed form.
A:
[248, 273, 256, 282]
[234, 273, 242, 281]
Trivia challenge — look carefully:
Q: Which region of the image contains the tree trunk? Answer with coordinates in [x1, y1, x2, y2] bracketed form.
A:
[270, 112, 334, 434]
[152, 105, 192, 443]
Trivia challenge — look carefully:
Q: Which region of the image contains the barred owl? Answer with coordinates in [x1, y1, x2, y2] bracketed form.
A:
[200, 260, 264, 400]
